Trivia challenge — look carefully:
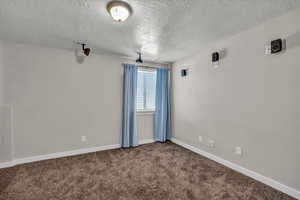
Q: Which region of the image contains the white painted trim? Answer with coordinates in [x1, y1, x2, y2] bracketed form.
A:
[0, 104, 14, 162]
[0, 161, 15, 169]
[10, 105, 15, 162]
[13, 144, 121, 166]
[137, 111, 155, 116]
[139, 138, 155, 145]
[171, 138, 300, 199]
[0, 139, 155, 169]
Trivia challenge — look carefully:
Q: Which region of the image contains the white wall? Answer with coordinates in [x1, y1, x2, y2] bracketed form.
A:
[137, 113, 154, 140]
[0, 41, 12, 163]
[0, 41, 2, 103]
[172, 8, 300, 191]
[0, 42, 163, 161]
[0, 41, 8, 162]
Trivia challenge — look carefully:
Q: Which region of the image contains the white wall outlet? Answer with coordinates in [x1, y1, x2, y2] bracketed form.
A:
[207, 139, 215, 148]
[235, 146, 243, 156]
[81, 136, 87, 142]
[198, 136, 203, 143]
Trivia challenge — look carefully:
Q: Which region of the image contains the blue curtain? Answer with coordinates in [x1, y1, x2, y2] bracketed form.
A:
[122, 64, 139, 148]
[155, 68, 171, 142]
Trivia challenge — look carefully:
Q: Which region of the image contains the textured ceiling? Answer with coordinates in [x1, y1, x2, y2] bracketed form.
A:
[0, 0, 300, 63]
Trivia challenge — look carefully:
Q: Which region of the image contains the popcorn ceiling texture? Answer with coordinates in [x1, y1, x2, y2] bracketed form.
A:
[0, 0, 300, 62]
[0, 142, 295, 200]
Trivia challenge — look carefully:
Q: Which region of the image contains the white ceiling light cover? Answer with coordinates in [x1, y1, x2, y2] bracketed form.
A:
[107, 1, 132, 22]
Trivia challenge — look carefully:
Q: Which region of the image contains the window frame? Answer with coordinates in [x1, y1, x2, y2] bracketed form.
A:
[136, 67, 156, 113]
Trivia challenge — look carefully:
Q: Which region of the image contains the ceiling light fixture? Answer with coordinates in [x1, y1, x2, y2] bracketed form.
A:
[106, 1, 132, 22]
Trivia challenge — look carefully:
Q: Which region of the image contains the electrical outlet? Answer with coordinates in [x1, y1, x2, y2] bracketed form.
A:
[81, 136, 87, 142]
[198, 136, 203, 143]
[207, 139, 215, 148]
[235, 146, 243, 156]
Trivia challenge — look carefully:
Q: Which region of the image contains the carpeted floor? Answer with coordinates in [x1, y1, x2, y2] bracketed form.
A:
[0, 142, 295, 200]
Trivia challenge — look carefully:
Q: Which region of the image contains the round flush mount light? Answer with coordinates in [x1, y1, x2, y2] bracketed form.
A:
[106, 1, 132, 22]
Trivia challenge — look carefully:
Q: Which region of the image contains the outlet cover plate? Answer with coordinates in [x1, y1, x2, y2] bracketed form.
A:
[207, 139, 215, 148]
[198, 136, 203, 143]
[81, 136, 87, 142]
[235, 146, 243, 156]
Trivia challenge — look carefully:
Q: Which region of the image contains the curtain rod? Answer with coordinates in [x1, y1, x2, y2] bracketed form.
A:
[122, 63, 170, 69]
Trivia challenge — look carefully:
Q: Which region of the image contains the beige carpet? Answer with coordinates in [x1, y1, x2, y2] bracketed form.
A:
[0, 142, 295, 200]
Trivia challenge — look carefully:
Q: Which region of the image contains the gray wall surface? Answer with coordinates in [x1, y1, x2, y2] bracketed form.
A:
[172, 8, 300, 191]
[0, 41, 12, 162]
[0, 42, 161, 161]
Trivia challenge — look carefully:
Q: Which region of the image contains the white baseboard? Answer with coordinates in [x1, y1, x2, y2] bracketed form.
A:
[14, 144, 122, 166]
[0, 139, 155, 169]
[0, 160, 15, 169]
[139, 138, 155, 145]
[171, 138, 300, 199]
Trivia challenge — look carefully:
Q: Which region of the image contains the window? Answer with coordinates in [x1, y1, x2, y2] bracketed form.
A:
[136, 68, 156, 112]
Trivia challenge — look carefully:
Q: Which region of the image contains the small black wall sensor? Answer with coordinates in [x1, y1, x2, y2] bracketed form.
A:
[212, 52, 219, 62]
[181, 69, 187, 77]
[271, 39, 282, 54]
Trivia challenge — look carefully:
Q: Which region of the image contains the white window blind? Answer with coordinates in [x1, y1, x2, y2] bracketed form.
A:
[136, 68, 156, 112]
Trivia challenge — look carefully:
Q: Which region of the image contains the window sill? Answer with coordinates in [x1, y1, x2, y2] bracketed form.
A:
[136, 111, 155, 116]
